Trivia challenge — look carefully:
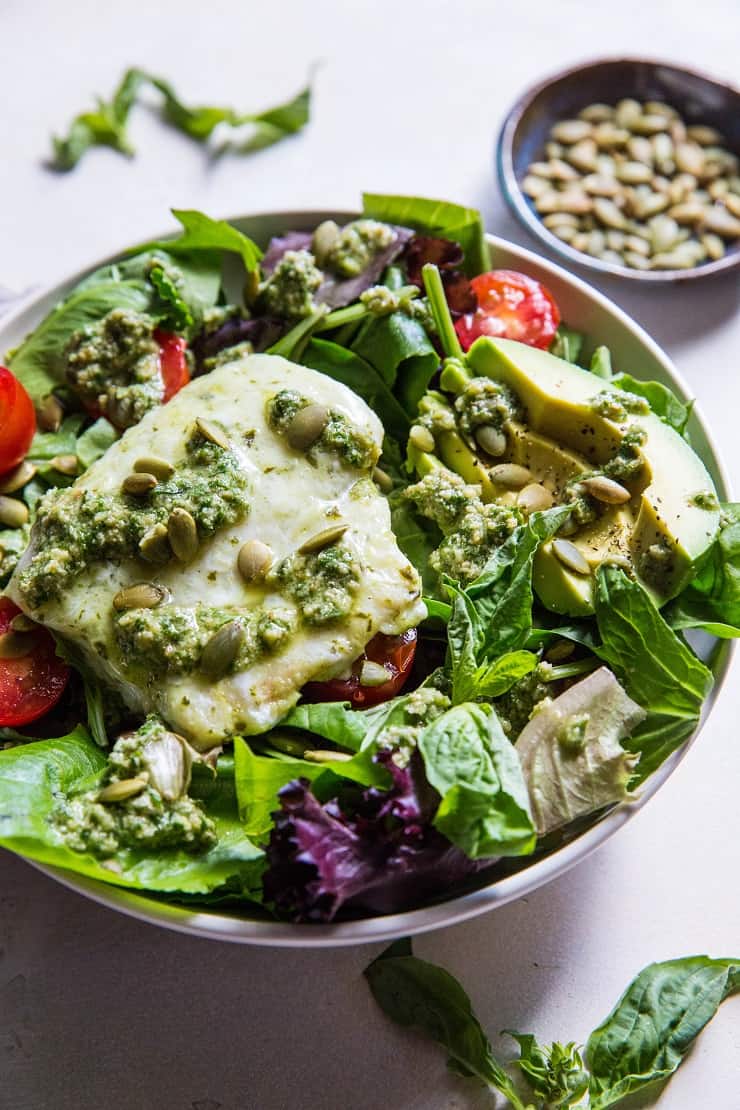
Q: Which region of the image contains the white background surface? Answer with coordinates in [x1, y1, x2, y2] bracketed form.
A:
[1, 2, 739, 1107]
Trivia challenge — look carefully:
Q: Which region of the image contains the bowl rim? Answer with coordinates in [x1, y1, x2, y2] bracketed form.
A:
[496, 54, 740, 283]
[1, 208, 733, 946]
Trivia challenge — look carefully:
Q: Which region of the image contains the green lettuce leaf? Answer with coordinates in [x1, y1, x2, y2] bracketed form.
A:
[362, 193, 491, 276]
[0, 730, 263, 896]
[586, 957, 740, 1109]
[419, 702, 535, 858]
[612, 372, 693, 436]
[75, 417, 119, 469]
[142, 209, 262, 274]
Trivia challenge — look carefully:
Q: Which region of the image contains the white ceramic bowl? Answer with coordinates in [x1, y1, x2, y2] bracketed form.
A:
[1, 210, 732, 946]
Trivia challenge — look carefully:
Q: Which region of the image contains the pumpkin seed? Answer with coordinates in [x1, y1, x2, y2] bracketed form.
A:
[581, 173, 620, 197]
[475, 424, 506, 457]
[200, 621, 244, 678]
[237, 539, 273, 582]
[534, 190, 562, 214]
[651, 242, 706, 269]
[122, 472, 157, 496]
[10, 613, 37, 632]
[668, 202, 707, 225]
[555, 189, 593, 215]
[409, 425, 435, 453]
[701, 232, 726, 260]
[593, 198, 627, 230]
[285, 404, 329, 450]
[545, 141, 565, 159]
[134, 455, 175, 481]
[675, 142, 706, 177]
[98, 776, 149, 803]
[669, 118, 687, 143]
[627, 135, 654, 164]
[542, 212, 580, 229]
[0, 631, 35, 659]
[0, 460, 36, 494]
[624, 234, 651, 256]
[489, 463, 533, 489]
[551, 119, 592, 144]
[302, 750, 353, 764]
[528, 161, 557, 178]
[0, 496, 29, 528]
[51, 454, 78, 476]
[644, 101, 677, 120]
[548, 158, 579, 181]
[359, 660, 393, 687]
[703, 206, 740, 238]
[138, 524, 171, 565]
[167, 508, 198, 563]
[615, 98, 642, 129]
[298, 524, 349, 554]
[593, 123, 630, 148]
[36, 394, 63, 432]
[553, 225, 577, 243]
[630, 114, 671, 136]
[372, 466, 394, 492]
[605, 230, 626, 251]
[311, 219, 341, 265]
[552, 538, 591, 576]
[517, 483, 554, 513]
[565, 139, 598, 174]
[586, 229, 606, 255]
[113, 582, 166, 611]
[649, 214, 682, 253]
[578, 103, 614, 123]
[580, 475, 631, 504]
[616, 161, 653, 185]
[544, 638, 576, 662]
[195, 417, 229, 449]
[522, 174, 551, 198]
[600, 249, 624, 266]
[687, 124, 724, 146]
[634, 191, 670, 219]
[708, 178, 730, 200]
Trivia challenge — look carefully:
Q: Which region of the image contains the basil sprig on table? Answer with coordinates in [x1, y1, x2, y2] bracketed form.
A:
[366, 941, 740, 1109]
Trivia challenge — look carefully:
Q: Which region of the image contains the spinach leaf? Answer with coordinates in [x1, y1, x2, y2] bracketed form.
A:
[612, 372, 693, 436]
[593, 566, 713, 784]
[663, 593, 740, 639]
[351, 312, 438, 414]
[0, 729, 263, 895]
[142, 209, 262, 274]
[586, 957, 740, 1109]
[300, 338, 411, 442]
[671, 503, 740, 633]
[419, 702, 535, 858]
[364, 945, 528, 1109]
[550, 325, 585, 365]
[362, 194, 491, 276]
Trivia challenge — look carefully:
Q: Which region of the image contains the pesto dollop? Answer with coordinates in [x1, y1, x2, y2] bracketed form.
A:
[267, 389, 377, 470]
[453, 376, 522, 450]
[271, 540, 360, 626]
[259, 250, 323, 320]
[66, 308, 164, 428]
[322, 219, 395, 278]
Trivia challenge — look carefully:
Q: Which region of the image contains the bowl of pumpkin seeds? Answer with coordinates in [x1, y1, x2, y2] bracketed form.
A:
[497, 57, 740, 281]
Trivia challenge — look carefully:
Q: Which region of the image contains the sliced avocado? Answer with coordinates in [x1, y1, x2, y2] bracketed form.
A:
[464, 337, 720, 613]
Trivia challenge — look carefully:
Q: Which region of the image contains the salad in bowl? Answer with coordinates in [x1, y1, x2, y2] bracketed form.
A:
[0, 195, 736, 933]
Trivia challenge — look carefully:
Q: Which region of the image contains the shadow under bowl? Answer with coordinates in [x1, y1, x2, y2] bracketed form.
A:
[497, 56, 740, 283]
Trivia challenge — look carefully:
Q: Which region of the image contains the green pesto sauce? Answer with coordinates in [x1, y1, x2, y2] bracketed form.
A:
[454, 377, 522, 449]
[66, 308, 163, 429]
[590, 390, 650, 422]
[495, 663, 554, 739]
[267, 389, 377, 470]
[405, 468, 520, 584]
[17, 430, 249, 608]
[259, 250, 323, 320]
[271, 541, 360, 626]
[51, 718, 215, 857]
[323, 220, 394, 278]
[691, 490, 720, 511]
[557, 712, 590, 755]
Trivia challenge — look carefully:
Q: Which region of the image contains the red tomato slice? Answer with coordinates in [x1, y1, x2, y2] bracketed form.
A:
[302, 629, 418, 709]
[0, 367, 36, 476]
[454, 270, 560, 351]
[155, 329, 190, 402]
[0, 598, 70, 727]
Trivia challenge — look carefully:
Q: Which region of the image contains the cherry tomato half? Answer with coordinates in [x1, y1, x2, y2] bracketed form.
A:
[454, 270, 560, 351]
[302, 629, 418, 709]
[0, 367, 36, 476]
[155, 329, 190, 402]
[0, 598, 70, 727]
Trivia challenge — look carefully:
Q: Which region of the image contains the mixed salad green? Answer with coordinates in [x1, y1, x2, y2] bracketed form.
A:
[0, 194, 737, 923]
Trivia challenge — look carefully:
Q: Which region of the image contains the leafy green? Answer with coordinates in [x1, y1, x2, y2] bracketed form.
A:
[419, 702, 535, 858]
[26, 415, 84, 462]
[300, 338, 411, 442]
[422, 263, 464, 360]
[142, 209, 262, 274]
[506, 1032, 589, 1108]
[612, 372, 693, 436]
[550, 326, 585, 365]
[75, 418, 119, 469]
[51, 68, 311, 170]
[589, 345, 612, 379]
[0, 729, 263, 895]
[351, 312, 438, 414]
[362, 193, 491, 276]
[364, 944, 528, 1110]
[670, 503, 740, 634]
[593, 566, 713, 784]
[388, 491, 442, 598]
[586, 957, 740, 1109]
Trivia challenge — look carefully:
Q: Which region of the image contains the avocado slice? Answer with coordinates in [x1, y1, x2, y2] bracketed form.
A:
[465, 337, 721, 613]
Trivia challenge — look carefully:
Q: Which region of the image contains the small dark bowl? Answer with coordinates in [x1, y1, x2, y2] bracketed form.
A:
[496, 57, 740, 283]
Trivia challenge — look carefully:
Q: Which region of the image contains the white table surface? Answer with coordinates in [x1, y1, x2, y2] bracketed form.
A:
[1, 2, 739, 1107]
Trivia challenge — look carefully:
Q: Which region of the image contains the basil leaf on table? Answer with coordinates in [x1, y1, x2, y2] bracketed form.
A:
[362, 193, 491, 276]
[506, 1032, 589, 1108]
[419, 702, 535, 858]
[365, 945, 529, 1110]
[586, 957, 740, 1109]
[0, 730, 263, 896]
[593, 565, 713, 784]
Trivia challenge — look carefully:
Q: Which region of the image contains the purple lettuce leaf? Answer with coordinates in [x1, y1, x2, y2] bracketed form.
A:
[262, 750, 487, 922]
[191, 315, 284, 371]
[403, 234, 477, 316]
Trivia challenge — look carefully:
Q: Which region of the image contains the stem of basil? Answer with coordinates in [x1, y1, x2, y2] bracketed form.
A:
[422, 263, 464, 361]
[545, 657, 600, 682]
[315, 302, 369, 332]
[267, 307, 328, 360]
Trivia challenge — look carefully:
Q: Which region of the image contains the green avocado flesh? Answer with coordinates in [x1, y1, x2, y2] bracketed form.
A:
[423, 337, 721, 615]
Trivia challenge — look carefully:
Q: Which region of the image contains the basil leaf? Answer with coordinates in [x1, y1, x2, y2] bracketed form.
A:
[593, 565, 713, 784]
[506, 1032, 589, 1108]
[232, 85, 312, 154]
[586, 957, 740, 1109]
[351, 311, 438, 414]
[362, 193, 491, 276]
[0, 730, 263, 896]
[612, 372, 693, 436]
[419, 702, 535, 858]
[143, 208, 262, 273]
[365, 945, 528, 1109]
[51, 67, 144, 170]
[300, 338, 411, 442]
[277, 698, 399, 753]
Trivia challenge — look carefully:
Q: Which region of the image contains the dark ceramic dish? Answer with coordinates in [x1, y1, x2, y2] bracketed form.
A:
[496, 57, 740, 283]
